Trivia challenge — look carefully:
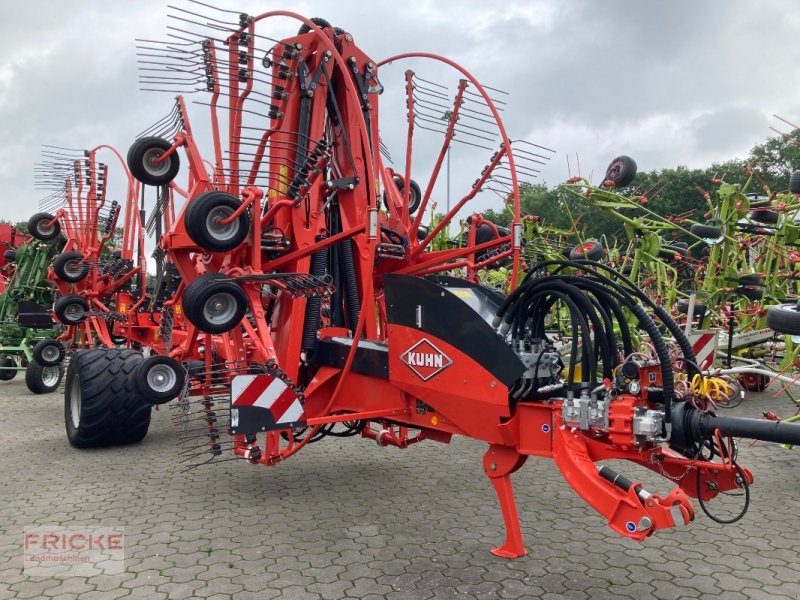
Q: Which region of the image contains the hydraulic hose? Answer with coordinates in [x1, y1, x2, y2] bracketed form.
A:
[338, 237, 361, 332]
[301, 239, 328, 353]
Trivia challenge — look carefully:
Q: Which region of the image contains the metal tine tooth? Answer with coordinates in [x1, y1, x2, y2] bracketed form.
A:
[481, 83, 509, 96]
[180, 0, 298, 48]
[487, 177, 513, 190]
[136, 36, 198, 47]
[411, 93, 453, 114]
[457, 102, 505, 124]
[178, 426, 233, 446]
[136, 102, 182, 138]
[167, 13, 237, 40]
[198, 88, 275, 107]
[171, 413, 230, 425]
[41, 144, 86, 153]
[413, 85, 450, 103]
[190, 100, 270, 121]
[413, 74, 448, 89]
[509, 151, 551, 166]
[414, 113, 496, 143]
[498, 163, 542, 176]
[463, 87, 508, 107]
[135, 43, 202, 58]
[179, 445, 235, 462]
[233, 135, 315, 155]
[227, 141, 314, 160]
[411, 97, 498, 131]
[137, 63, 204, 78]
[181, 456, 244, 472]
[239, 126, 316, 145]
[136, 49, 203, 63]
[414, 124, 493, 150]
[497, 156, 544, 172]
[510, 139, 556, 158]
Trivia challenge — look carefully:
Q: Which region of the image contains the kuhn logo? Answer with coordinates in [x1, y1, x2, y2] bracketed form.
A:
[400, 338, 453, 381]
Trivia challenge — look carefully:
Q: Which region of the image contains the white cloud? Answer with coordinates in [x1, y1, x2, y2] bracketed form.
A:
[0, 0, 798, 225]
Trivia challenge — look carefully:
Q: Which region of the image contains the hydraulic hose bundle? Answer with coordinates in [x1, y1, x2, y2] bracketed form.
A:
[494, 259, 800, 447]
[492, 260, 684, 418]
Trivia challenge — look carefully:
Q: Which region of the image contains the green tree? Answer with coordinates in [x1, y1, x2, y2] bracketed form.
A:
[747, 129, 800, 193]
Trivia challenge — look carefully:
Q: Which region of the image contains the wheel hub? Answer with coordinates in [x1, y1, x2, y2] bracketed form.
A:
[206, 206, 240, 241]
[147, 364, 177, 393]
[143, 147, 170, 176]
[64, 304, 83, 321]
[65, 259, 83, 277]
[42, 367, 60, 387]
[203, 292, 237, 325]
[42, 345, 59, 362]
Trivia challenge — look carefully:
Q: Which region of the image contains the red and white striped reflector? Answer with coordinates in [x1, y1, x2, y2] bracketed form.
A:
[231, 374, 303, 424]
[689, 332, 717, 370]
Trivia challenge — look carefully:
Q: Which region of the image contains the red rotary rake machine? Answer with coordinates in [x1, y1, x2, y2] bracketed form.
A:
[30, 145, 183, 372]
[63, 3, 800, 557]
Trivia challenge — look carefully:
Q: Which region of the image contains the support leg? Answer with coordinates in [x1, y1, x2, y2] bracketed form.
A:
[483, 444, 527, 558]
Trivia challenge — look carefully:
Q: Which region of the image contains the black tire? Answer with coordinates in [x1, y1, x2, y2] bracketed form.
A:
[740, 373, 770, 394]
[185, 359, 206, 379]
[737, 286, 764, 302]
[65, 349, 151, 448]
[32, 339, 65, 366]
[738, 274, 765, 287]
[0, 358, 16, 381]
[659, 244, 689, 261]
[473, 223, 510, 263]
[676, 299, 708, 315]
[748, 197, 772, 209]
[749, 209, 779, 225]
[182, 273, 248, 334]
[133, 355, 186, 404]
[28, 212, 61, 241]
[25, 360, 62, 394]
[297, 17, 333, 34]
[790, 170, 800, 194]
[603, 156, 637, 187]
[562, 244, 576, 258]
[3, 250, 15, 262]
[185, 191, 250, 252]
[766, 302, 800, 335]
[110, 334, 128, 345]
[53, 251, 89, 283]
[690, 222, 722, 239]
[127, 137, 180, 186]
[54, 295, 89, 325]
[382, 177, 422, 215]
[185, 357, 225, 384]
[569, 241, 604, 261]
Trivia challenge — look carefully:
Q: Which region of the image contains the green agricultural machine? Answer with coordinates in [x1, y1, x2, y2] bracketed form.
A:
[0, 233, 64, 393]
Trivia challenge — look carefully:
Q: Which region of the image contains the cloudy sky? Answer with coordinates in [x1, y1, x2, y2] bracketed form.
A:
[1, 0, 799, 223]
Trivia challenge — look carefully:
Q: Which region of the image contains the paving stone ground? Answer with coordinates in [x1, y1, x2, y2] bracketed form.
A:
[1, 376, 800, 599]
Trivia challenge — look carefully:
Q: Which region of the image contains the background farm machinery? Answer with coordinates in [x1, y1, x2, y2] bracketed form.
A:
[0, 225, 62, 393]
[29, 144, 182, 372]
[36, 3, 800, 558]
